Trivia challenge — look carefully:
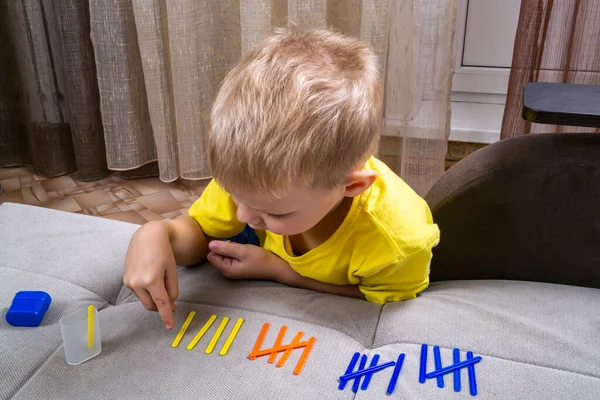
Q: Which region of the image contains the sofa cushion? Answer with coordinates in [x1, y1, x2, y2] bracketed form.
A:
[1, 203, 599, 399]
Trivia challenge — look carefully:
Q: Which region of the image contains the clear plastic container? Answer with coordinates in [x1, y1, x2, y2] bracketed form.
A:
[60, 307, 102, 365]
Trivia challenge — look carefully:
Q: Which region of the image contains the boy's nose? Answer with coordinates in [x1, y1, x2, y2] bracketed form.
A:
[236, 203, 262, 225]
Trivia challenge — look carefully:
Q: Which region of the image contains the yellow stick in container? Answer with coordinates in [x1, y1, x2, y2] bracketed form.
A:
[87, 305, 94, 349]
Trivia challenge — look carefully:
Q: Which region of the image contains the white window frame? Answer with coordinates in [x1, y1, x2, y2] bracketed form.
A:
[452, 0, 512, 95]
[449, 0, 518, 144]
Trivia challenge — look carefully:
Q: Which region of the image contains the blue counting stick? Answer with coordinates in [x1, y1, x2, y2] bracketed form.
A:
[386, 353, 406, 395]
[425, 356, 482, 379]
[341, 361, 396, 382]
[453, 348, 461, 392]
[360, 354, 380, 391]
[352, 354, 368, 393]
[433, 345, 445, 388]
[467, 351, 478, 396]
[338, 352, 360, 390]
[419, 344, 428, 383]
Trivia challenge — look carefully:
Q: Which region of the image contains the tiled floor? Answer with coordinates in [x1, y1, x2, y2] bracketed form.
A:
[0, 166, 208, 225]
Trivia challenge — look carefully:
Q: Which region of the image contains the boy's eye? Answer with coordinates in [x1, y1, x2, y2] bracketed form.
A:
[267, 213, 286, 220]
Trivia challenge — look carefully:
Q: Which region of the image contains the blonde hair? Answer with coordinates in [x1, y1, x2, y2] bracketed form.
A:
[208, 28, 382, 197]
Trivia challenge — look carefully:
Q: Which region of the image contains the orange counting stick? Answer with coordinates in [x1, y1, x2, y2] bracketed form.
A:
[293, 336, 316, 375]
[276, 331, 304, 368]
[268, 326, 287, 363]
[249, 323, 270, 360]
[250, 341, 309, 358]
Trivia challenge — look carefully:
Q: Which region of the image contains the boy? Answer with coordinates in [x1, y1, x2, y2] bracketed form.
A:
[123, 28, 440, 330]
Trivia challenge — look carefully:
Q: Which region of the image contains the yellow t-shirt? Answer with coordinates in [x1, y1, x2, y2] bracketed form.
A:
[189, 156, 440, 304]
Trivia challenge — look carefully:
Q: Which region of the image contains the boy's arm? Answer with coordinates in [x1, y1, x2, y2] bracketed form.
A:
[280, 271, 365, 299]
[167, 216, 213, 266]
[357, 249, 433, 304]
[207, 240, 365, 300]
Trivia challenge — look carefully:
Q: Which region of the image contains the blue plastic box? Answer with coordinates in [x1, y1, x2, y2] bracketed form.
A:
[6, 291, 52, 327]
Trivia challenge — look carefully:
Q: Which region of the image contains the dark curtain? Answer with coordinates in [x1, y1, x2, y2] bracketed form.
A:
[501, 0, 600, 138]
[0, 0, 109, 180]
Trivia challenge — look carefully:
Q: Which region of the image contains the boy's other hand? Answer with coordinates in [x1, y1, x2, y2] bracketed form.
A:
[207, 241, 295, 283]
[123, 221, 179, 330]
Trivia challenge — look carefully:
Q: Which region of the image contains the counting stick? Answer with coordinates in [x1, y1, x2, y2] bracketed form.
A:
[467, 351, 478, 396]
[340, 361, 396, 382]
[453, 348, 461, 392]
[187, 314, 217, 350]
[339, 352, 360, 390]
[250, 341, 310, 358]
[293, 336, 315, 375]
[386, 353, 406, 395]
[424, 356, 482, 379]
[268, 326, 287, 363]
[419, 344, 428, 383]
[249, 323, 270, 360]
[276, 331, 304, 367]
[360, 354, 381, 390]
[219, 318, 244, 356]
[172, 311, 196, 348]
[87, 305, 94, 349]
[433, 345, 445, 388]
[206, 317, 229, 354]
[352, 355, 368, 393]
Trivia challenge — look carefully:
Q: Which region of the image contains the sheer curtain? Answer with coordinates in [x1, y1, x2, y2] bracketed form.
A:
[0, 0, 456, 195]
[89, 0, 392, 182]
[502, 0, 600, 138]
[90, 0, 455, 193]
[381, 0, 456, 195]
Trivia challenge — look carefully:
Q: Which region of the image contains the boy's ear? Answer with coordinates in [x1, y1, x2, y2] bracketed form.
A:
[342, 169, 378, 197]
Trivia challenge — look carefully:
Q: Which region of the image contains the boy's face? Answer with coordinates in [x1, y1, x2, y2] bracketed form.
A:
[231, 185, 346, 237]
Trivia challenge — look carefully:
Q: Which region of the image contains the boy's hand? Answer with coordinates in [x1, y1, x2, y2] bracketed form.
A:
[124, 217, 209, 330]
[207, 241, 296, 282]
[123, 221, 179, 330]
[208, 240, 364, 300]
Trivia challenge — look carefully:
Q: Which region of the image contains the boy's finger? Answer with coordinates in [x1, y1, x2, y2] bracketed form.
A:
[148, 284, 174, 329]
[207, 252, 229, 269]
[134, 288, 158, 312]
[208, 240, 246, 260]
[165, 262, 179, 305]
[207, 253, 236, 277]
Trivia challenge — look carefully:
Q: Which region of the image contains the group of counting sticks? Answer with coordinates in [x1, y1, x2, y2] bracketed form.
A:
[420, 344, 481, 396]
[248, 323, 316, 375]
[171, 311, 244, 356]
[339, 352, 405, 394]
[171, 313, 315, 375]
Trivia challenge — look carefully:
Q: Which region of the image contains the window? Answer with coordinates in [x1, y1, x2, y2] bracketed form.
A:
[450, 0, 521, 143]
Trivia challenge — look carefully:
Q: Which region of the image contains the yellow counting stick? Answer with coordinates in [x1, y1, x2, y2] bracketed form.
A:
[171, 311, 196, 348]
[187, 314, 217, 350]
[205, 317, 229, 354]
[87, 305, 94, 349]
[219, 318, 244, 356]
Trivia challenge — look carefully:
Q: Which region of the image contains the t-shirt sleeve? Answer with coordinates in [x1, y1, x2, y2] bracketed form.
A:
[188, 179, 245, 238]
[355, 243, 436, 304]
